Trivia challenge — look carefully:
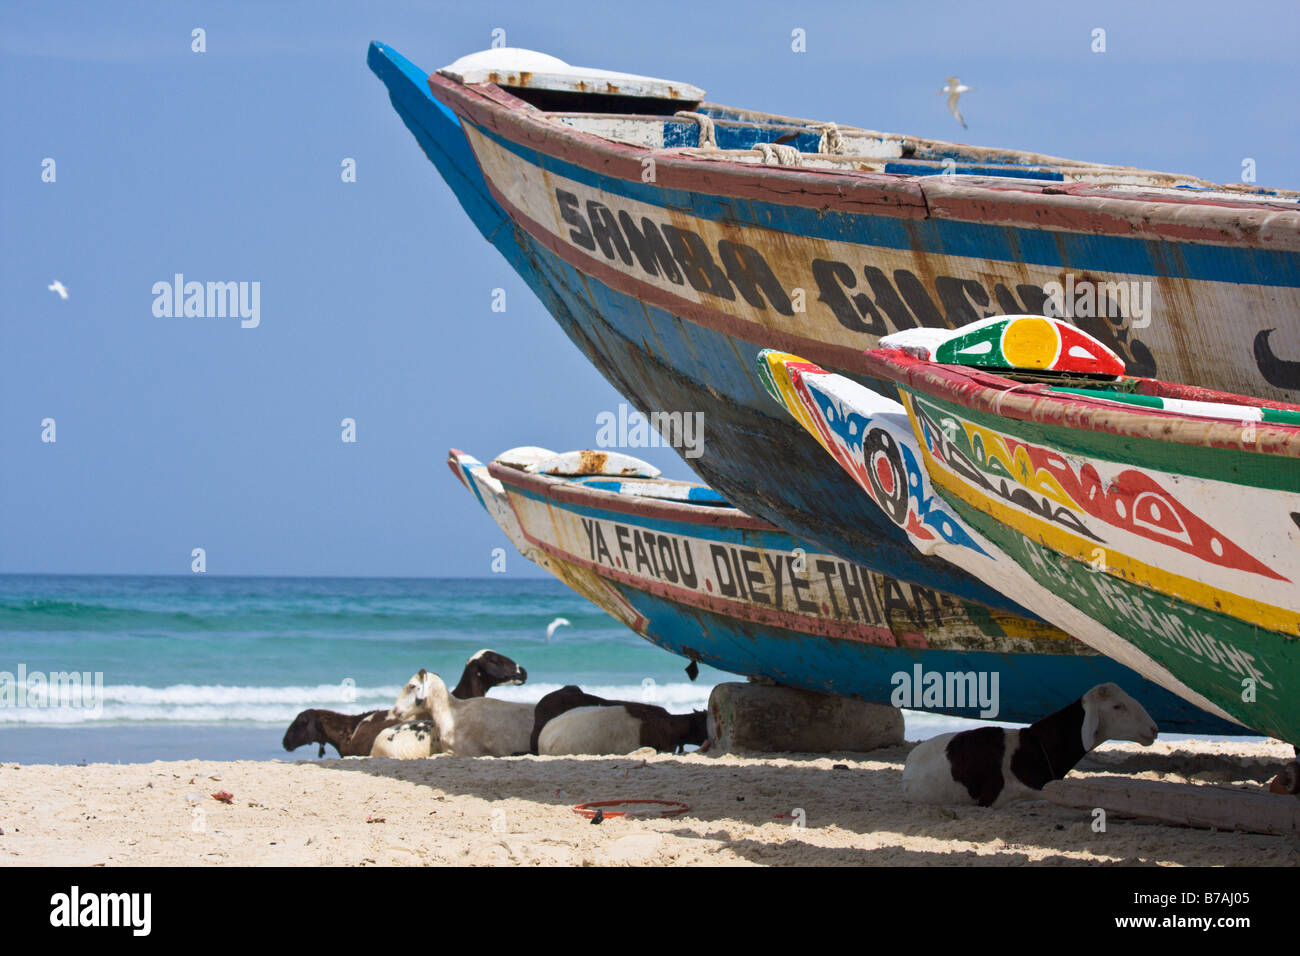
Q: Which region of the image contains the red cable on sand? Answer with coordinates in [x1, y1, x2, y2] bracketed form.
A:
[572, 799, 690, 819]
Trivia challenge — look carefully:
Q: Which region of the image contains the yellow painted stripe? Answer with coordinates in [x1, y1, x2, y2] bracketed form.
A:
[902, 402, 1300, 636]
[988, 614, 1077, 643]
[762, 351, 835, 457]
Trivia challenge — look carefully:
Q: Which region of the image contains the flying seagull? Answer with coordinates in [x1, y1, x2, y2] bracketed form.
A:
[545, 617, 571, 641]
[937, 77, 971, 129]
[48, 280, 69, 300]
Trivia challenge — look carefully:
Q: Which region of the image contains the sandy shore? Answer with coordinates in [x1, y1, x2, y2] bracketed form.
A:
[2, 738, 1296, 866]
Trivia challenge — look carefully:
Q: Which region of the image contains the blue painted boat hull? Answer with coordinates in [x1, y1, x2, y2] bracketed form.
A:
[371, 44, 1287, 736]
[449, 449, 1244, 732]
[368, 42, 1036, 616]
[617, 589, 1237, 732]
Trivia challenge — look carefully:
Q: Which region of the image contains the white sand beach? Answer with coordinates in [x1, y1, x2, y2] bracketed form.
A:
[2, 737, 1295, 866]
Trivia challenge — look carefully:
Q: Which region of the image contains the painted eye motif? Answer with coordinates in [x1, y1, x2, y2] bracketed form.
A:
[933, 315, 1126, 376]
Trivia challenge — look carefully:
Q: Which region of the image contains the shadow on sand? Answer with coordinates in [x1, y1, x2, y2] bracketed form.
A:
[285, 741, 1293, 866]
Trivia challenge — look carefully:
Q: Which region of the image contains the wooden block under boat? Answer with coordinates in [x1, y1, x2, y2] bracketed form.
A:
[1043, 776, 1300, 835]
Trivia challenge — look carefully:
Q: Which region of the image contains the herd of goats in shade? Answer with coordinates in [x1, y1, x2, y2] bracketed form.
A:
[281, 649, 1232, 809]
[282, 650, 708, 761]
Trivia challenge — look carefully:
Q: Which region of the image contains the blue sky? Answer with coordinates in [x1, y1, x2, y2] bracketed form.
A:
[3, 0, 1296, 576]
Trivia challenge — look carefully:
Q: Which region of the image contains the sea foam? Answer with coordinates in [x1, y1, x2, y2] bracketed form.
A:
[0, 681, 716, 726]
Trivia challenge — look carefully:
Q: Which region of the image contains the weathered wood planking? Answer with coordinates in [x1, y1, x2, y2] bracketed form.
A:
[1043, 777, 1300, 835]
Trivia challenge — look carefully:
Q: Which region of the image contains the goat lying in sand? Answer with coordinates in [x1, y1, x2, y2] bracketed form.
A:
[531, 685, 709, 756]
[528, 685, 609, 754]
[902, 683, 1157, 808]
[283, 649, 526, 757]
[370, 719, 441, 759]
[283, 708, 397, 758]
[390, 668, 534, 757]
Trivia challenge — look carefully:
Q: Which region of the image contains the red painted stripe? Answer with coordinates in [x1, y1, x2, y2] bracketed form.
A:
[479, 180, 895, 376]
[427, 73, 1300, 248]
[860, 349, 1300, 456]
[516, 519, 903, 648]
[446, 448, 472, 489]
[1134, 378, 1300, 412]
[428, 74, 929, 217]
[489, 462, 777, 530]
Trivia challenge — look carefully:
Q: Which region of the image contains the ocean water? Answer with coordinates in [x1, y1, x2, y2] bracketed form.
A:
[0, 574, 1038, 764]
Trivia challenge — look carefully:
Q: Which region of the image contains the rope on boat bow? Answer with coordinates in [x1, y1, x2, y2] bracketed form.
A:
[674, 111, 717, 149]
[816, 122, 845, 155]
[753, 142, 803, 166]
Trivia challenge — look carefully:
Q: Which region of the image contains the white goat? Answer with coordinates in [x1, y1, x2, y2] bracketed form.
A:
[902, 683, 1158, 808]
[393, 669, 533, 757]
[370, 720, 439, 759]
[537, 701, 709, 756]
[538, 705, 641, 755]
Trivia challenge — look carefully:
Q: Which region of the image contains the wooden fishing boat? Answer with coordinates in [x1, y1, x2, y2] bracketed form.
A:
[448, 446, 1242, 731]
[760, 315, 1300, 743]
[369, 42, 1300, 638]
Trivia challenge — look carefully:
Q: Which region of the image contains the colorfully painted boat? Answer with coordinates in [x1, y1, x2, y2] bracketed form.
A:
[760, 315, 1300, 743]
[368, 43, 1300, 637]
[447, 445, 1241, 732]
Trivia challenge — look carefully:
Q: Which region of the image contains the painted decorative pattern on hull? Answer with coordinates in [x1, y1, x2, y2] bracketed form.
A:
[760, 347, 1300, 743]
[759, 350, 1239, 721]
[451, 448, 1243, 730]
[896, 389, 1300, 742]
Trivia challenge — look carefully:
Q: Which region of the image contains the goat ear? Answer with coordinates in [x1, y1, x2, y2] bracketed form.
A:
[1081, 701, 1101, 751]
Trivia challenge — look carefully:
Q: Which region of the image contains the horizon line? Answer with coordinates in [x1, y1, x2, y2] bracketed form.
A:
[0, 572, 554, 581]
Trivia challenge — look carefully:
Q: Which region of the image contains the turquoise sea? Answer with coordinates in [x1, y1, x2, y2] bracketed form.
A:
[0, 575, 737, 763]
[3, 574, 1118, 764]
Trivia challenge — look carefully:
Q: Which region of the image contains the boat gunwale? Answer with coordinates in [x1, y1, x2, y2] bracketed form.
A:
[858, 348, 1300, 459]
[486, 460, 780, 530]
[426, 72, 1300, 245]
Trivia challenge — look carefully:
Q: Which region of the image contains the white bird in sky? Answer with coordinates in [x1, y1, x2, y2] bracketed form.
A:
[48, 280, 69, 300]
[545, 617, 571, 641]
[937, 77, 971, 129]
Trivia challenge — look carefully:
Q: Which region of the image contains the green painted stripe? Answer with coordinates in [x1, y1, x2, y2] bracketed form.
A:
[904, 388, 1300, 494]
[1049, 386, 1166, 409]
[1050, 385, 1300, 425]
[1263, 407, 1300, 426]
[945, 492, 1299, 743]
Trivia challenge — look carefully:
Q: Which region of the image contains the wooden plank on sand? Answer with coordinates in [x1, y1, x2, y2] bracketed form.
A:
[1043, 777, 1300, 835]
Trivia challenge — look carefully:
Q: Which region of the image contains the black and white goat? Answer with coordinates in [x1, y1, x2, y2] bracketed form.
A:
[531, 685, 709, 756]
[902, 683, 1158, 808]
[528, 685, 610, 754]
